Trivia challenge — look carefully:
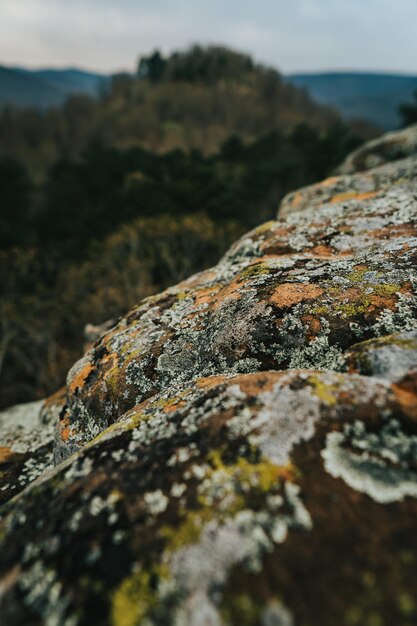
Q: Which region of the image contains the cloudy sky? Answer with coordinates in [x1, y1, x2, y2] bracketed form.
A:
[1, 0, 416, 74]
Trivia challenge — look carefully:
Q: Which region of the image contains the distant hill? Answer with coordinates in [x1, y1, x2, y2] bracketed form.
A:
[287, 72, 417, 130]
[0, 46, 349, 179]
[0, 66, 109, 109]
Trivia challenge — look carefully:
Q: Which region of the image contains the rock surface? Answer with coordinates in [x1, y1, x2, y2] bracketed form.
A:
[1, 128, 417, 626]
[336, 123, 417, 175]
[0, 389, 65, 505]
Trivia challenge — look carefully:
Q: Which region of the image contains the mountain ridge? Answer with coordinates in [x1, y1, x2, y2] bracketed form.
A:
[0, 65, 109, 108]
[1, 60, 416, 131]
[287, 71, 417, 129]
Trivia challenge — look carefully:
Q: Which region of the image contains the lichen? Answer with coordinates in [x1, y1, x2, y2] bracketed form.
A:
[321, 419, 417, 503]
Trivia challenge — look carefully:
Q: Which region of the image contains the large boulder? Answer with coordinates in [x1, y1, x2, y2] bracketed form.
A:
[0, 128, 416, 626]
[336, 123, 417, 174]
[57, 148, 417, 460]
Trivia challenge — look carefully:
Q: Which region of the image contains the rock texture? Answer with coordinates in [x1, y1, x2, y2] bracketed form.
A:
[1, 127, 417, 626]
[0, 389, 65, 505]
[336, 123, 417, 175]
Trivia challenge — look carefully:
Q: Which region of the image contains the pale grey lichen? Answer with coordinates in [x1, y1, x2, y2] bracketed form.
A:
[143, 489, 169, 515]
[346, 330, 417, 381]
[248, 380, 321, 465]
[0, 399, 55, 491]
[164, 482, 311, 626]
[0, 400, 49, 455]
[19, 560, 78, 626]
[321, 419, 417, 503]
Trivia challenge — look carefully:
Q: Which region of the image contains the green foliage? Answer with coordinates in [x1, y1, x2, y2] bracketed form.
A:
[0, 157, 33, 247]
[0, 215, 241, 407]
[399, 91, 417, 127]
[138, 45, 256, 84]
[0, 122, 359, 256]
[138, 50, 166, 81]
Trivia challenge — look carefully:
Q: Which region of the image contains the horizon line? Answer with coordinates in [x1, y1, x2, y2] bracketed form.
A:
[1, 61, 417, 79]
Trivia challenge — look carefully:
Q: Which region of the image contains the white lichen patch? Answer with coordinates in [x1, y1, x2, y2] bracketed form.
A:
[247, 380, 321, 465]
[322, 419, 417, 503]
[0, 399, 56, 494]
[346, 330, 417, 381]
[164, 482, 311, 625]
[143, 489, 169, 515]
[19, 560, 78, 626]
[0, 400, 49, 454]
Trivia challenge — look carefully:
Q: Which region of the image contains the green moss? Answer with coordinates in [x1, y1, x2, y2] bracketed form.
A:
[161, 508, 214, 551]
[308, 374, 339, 406]
[148, 393, 187, 413]
[240, 263, 271, 279]
[105, 366, 120, 395]
[309, 304, 330, 315]
[398, 593, 415, 616]
[111, 565, 168, 626]
[355, 335, 417, 351]
[308, 272, 403, 320]
[348, 268, 370, 283]
[123, 348, 143, 365]
[253, 220, 276, 236]
[337, 301, 369, 317]
[162, 449, 295, 553]
[220, 592, 261, 626]
[175, 291, 190, 301]
[205, 450, 296, 496]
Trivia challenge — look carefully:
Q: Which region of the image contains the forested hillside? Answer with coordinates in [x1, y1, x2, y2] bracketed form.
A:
[0, 46, 371, 180]
[0, 46, 370, 407]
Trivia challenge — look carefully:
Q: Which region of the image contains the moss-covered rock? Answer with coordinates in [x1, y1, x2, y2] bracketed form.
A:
[57, 149, 417, 458]
[1, 128, 417, 625]
[336, 123, 417, 174]
[278, 154, 417, 217]
[1, 371, 417, 626]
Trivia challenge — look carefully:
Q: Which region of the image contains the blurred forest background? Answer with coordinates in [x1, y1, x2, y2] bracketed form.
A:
[2, 45, 415, 408]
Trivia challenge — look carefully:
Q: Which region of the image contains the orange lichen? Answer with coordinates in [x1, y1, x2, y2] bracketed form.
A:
[269, 283, 324, 309]
[59, 416, 72, 443]
[197, 375, 234, 390]
[392, 383, 417, 420]
[211, 278, 245, 311]
[68, 362, 95, 393]
[301, 316, 323, 340]
[371, 223, 417, 240]
[0, 447, 14, 464]
[237, 372, 286, 395]
[321, 175, 342, 188]
[329, 190, 378, 204]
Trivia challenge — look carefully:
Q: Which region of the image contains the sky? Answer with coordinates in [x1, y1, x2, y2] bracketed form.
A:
[0, 0, 416, 75]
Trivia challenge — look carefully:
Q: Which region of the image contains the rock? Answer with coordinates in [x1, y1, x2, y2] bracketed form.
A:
[343, 329, 417, 382]
[57, 150, 417, 459]
[336, 124, 417, 175]
[1, 371, 417, 625]
[278, 154, 417, 217]
[84, 319, 117, 347]
[0, 388, 65, 505]
[0, 129, 417, 626]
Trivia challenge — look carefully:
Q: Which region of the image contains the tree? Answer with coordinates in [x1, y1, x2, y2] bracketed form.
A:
[138, 51, 166, 82]
[399, 91, 417, 127]
[0, 156, 33, 247]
